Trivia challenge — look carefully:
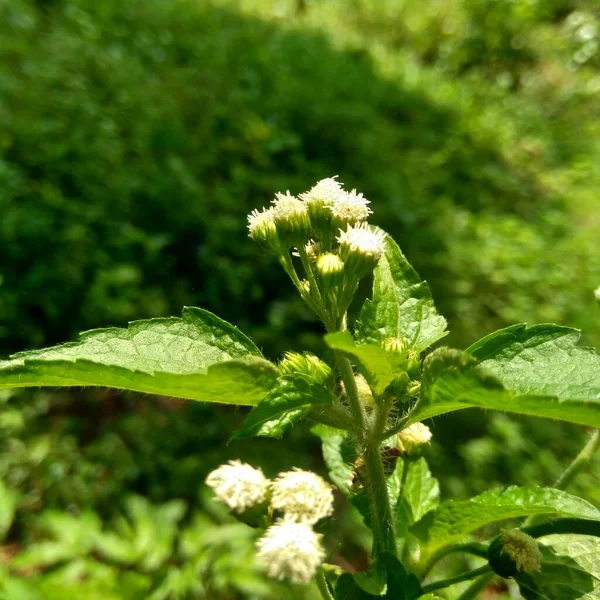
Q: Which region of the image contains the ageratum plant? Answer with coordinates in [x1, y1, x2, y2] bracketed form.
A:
[2, 178, 599, 599]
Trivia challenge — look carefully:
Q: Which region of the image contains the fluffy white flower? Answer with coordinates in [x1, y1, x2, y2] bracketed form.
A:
[256, 518, 325, 584]
[337, 223, 385, 260]
[300, 176, 345, 206]
[247, 207, 276, 239]
[398, 422, 432, 453]
[205, 460, 270, 512]
[328, 189, 372, 225]
[271, 468, 334, 524]
[270, 191, 311, 244]
[271, 191, 308, 220]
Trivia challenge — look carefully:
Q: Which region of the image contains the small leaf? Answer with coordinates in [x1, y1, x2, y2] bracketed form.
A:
[413, 344, 600, 429]
[325, 331, 408, 396]
[396, 458, 440, 538]
[516, 534, 600, 599]
[356, 232, 447, 352]
[335, 573, 379, 599]
[312, 426, 355, 496]
[231, 373, 333, 439]
[0, 307, 277, 406]
[415, 486, 600, 557]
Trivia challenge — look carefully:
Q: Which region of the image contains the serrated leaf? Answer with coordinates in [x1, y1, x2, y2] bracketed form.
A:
[468, 324, 600, 401]
[412, 344, 600, 429]
[396, 458, 440, 538]
[312, 426, 356, 496]
[0, 307, 277, 406]
[325, 331, 408, 396]
[356, 232, 447, 352]
[231, 373, 333, 439]
[516, 534, 600, 599]
[415, 486, 600, 557]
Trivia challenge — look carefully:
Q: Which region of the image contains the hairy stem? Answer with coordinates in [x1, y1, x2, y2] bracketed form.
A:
[421, 565, 493, 594]
[334, 352, 366, 432]
[315, 569, 335, 600]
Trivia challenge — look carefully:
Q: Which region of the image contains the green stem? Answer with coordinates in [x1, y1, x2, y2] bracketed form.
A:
[420, 543, 489, 579]
[421, 565, 493, 594]
[334, 352, 366, 432]
[456, 572, 495, 600]
[279, 253, 322, 317]
[379, 397, 421, 442]
[554, 429, 599, 490]
[298, 245, 329, 324]
[315, 569, 335, 600]
[525, 429, 599, 527]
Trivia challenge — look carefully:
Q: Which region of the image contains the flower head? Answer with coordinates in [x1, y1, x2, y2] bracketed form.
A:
[500, 530, 542, 573]
[316, 252, 345, 288]
[271, 191, 311, 245]
[271, 468, 334, 524]
[398, 422, 432, 453]
[247, 207, 278, 251]
[279, 352, 332, 386]
[256, 518, 325, 584]
[300, 176, 344, 235]
[205, 460, 270, 512]
[328, 189, 372, 227]
[337, 224, 385, 278]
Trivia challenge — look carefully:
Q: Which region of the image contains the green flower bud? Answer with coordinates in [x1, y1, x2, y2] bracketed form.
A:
[382, 337, 409, 354]
[279, 352, 332, 386]
[271, 191, 311, 247]
[247, 207, 280, 252]
[407, 380, 421, 396]
[337, 224, 385, 279]
[407, 349, 421, 376]
[488, 530, 542, 578]
[316, 252, 344, 288]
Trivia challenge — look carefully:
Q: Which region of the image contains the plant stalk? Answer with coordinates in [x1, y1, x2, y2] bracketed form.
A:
[456, 572, 495, 600]
[421, 564, 493, 594]
[315, 569, 335, 600]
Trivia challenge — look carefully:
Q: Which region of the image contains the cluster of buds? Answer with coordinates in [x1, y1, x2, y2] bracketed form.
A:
[206, 461, 334, 585]
[247, 177, 386, 322]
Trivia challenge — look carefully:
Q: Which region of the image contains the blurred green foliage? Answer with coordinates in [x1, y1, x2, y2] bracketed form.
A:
[1, 0, 600, 597]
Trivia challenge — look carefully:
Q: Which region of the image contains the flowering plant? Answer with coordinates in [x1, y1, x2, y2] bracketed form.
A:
[1, 178, 599, 599]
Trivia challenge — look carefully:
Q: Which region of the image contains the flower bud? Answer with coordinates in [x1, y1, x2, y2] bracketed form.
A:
[407, 349, 421, 376]
[406, 380, 421, 396]
[271, 191, 311, 246]
[271, 468, 334, 524]
[300, 176, 344, 235]
[328, 189, 372, 230]
[316, 252, 344, 288]
[488, 530, 542, 578]
[257, 517, 325, 584]
[279, 352, 332, 386]
[398, 422, 432, 454]
[382, 337, 409, 354]
[247, 207, 280, 252]
[337, 224, 385, 278]
[206, 460, 270, 512]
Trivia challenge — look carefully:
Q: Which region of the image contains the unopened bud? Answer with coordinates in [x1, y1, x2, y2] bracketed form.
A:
[398, 422, 432, 454]
[279, 352, 332, 386]
[247, 207, 280, 252]
[382, 337, 408, 354]
[488, 530, 542, 578]
[407, 349, 420, 376]
[407, 381, 421, 396]
[316, 253, 344, 288]
[271, 191, 311, 246]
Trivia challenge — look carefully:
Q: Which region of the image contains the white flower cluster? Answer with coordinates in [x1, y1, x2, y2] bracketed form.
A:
[205, 460, 269, 512]
[205, 461, 334, 585]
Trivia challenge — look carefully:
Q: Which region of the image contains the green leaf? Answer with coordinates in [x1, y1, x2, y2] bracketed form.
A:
[335, 573, 379, 599]
[312, 426, 356, 496]
[0, 307, 277, 406]
[380, 552, 422, 600]
[415, 486, 600, 557]
[516, 534, 600, 599]
[412, 344, 600, 428]
[467, 323, 600, 401]
[231, 373, 334, 439]
[356, 231, 447, 352]
[396, 458, 440, 538]
[325, 331, 408, 396]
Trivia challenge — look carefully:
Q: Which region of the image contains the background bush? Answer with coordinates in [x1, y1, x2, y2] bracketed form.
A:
[1, 0, 599, 597]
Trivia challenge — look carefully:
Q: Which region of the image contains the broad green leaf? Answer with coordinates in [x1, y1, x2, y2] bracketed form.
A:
[231, 373, 333, 439]
[0, 307, 277, 406]
[467, 324, 600, 401]
[325, 331, 408, 396]
[516, 534, 600, 599]
[412, 346, 600, 428]
[356, 231, 447, 352]
[396, 458, 440, 538]
[312, 426, 355, 496]
[415, 486, 600, 557]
